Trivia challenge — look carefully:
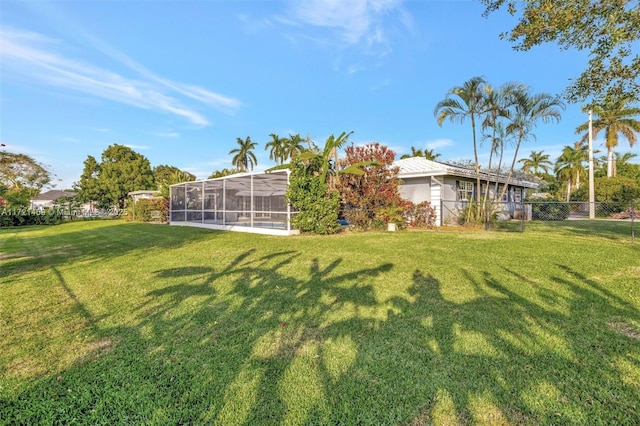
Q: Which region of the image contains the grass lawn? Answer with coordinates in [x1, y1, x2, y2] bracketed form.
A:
[1, 220, 639, 425]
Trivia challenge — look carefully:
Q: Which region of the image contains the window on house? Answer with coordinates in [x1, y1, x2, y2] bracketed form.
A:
[496, 184, 509, 202]
[457, 181, 474, 201]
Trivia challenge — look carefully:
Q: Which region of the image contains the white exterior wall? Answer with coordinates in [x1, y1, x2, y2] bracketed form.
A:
[398, 176, 431, 203]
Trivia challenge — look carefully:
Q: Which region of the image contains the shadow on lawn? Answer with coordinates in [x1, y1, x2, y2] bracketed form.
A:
[0, 221, 217, 282]
[2, 246, 640, 424]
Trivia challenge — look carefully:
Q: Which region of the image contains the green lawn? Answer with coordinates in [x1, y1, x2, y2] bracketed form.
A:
[1, 220, 639, 425]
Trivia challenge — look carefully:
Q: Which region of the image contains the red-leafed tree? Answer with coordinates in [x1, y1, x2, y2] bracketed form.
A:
[336, 143, 402, 229]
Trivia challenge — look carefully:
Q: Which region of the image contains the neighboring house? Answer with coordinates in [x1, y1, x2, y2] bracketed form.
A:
[394, 157, 538, 225]
[29, 190, 78, 210]
[128, 190, 161, 203]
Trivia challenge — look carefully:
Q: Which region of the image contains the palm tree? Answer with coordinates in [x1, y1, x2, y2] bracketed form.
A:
[613, 151, 638, 176]
[283, 134, 306, 162]
[576, 100, 640, 177]
[400, 147, 442, 161]
[480, 82, 518, 215]
[519, 150, 553, 176]
[484, 120, 513, 201]
[424, 149, 441, 161]
[555, 142, 588, 201]
[435, 76, 488, 205]
[229, 136, 257, 172]
[400, 146, 425, 159]
[498, 87, 564, 202]
[265, 133, 286, 165]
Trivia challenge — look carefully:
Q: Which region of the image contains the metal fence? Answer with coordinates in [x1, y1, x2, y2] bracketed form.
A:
[440, 200, 637, 242]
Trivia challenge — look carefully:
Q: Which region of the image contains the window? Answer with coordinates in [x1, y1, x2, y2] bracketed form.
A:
[457, 181, 474, 201]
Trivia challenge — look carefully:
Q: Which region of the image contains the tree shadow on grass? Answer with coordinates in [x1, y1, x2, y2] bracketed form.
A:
[2, 244, 639, 425]
[0, 247, 393, 424]
[0, 221, 217, 283]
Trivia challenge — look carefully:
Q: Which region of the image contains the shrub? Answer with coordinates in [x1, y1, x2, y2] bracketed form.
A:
[286, 158, 340, 235]
[0, 207, 65, 227]
[401, 201, 437, 228]
[125, 198, 168, 222]
[531, 202, 570, 220]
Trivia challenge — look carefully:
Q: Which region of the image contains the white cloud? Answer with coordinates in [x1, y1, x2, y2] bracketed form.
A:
[155, 132, 180, 138]
[426, 139, 454, 149]
[282, 0, 408, 50]
[0, 27, 241, 126]
[124, 144, 151, 150]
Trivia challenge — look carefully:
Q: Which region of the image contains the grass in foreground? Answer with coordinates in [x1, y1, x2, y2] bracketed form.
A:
[1, 220, 639, 425]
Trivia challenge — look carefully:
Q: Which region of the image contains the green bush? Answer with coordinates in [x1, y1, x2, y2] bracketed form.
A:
[286, 158, 340, 235]
[0, 207, 65, 227]
[125, 198, 168, 222]
[531, 202, 570, 220]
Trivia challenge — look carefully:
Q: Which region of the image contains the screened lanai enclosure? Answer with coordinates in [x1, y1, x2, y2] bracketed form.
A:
[170, 170, 299, 236]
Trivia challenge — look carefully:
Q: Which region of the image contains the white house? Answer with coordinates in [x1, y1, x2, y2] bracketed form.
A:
[29, 190, 77, 210]
[394, 157, 538, 225]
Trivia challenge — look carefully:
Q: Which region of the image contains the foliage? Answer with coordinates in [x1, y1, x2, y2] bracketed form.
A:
[435, 76, 488, 206]
[575, 99, 640, 177]
[0, 151, 53, 207]
[0, 207, 65, 227]
[531, 202, 570, 221]
[75, 144, 155, 209]
[265, 133, 287, 165]
[75, 156, 101, 206]
[595, 176, 640, 203]
[286, 157, 340, 234]
[572, 176, 640, 205]
[616, 158, 640, 183]
[337, 143, 402, 230]
[374, 204, 404, 228]
[401, 200, 437, 228]
[125, 198, 168, 223]
[480, 0, 640, 103]
[519, 150, 552, 176]
[208, 168, 240, 179]
[555, 142, 588, 202]
[399, 147, 441, 161]
[498, 86, 564, 202]
[229, 136, 257, 172]
[153, 165, 196, 198]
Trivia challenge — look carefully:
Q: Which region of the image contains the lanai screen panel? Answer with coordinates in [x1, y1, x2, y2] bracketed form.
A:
[186, 181, 203, 222]
[169, 170, 294, 234]
[204, 179, 224, 224]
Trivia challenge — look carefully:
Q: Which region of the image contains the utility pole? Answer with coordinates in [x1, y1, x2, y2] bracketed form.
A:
[588, 110, 595, 219]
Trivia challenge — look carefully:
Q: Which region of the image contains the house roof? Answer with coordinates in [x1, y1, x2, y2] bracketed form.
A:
[393, 157, 538, 189]
[31, 190, 77, 201]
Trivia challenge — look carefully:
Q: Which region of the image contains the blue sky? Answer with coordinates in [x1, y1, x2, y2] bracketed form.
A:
[2, 0, 637, 190]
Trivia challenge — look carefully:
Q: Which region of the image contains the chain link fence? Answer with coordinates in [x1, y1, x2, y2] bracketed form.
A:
[440, 200, 637, 242]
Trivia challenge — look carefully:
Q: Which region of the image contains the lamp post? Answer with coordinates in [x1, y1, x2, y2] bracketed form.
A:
[588, 110, 595, 219]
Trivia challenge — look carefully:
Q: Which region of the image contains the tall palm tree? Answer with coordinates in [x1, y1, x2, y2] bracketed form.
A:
[480, 82, 518, 213]
[519, 150, 553, 176]
[265, 133, 286, 165]
[576, 100, 640, 177]
[498, 87, 564, 201]
[435, 76, 488, 204]
[555, 142, 588, 201]
[229, 136, 257, 172]
[484, 120, 513, 201]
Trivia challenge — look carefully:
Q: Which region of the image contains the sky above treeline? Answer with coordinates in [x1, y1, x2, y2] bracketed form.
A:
[2, 0, 638, 190]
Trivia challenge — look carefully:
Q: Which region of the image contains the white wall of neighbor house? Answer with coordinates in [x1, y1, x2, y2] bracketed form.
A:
[398, 176, 431, 204]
